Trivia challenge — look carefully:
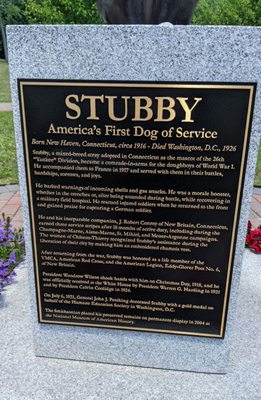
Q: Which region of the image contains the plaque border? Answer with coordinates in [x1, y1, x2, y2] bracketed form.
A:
[18, 80, 256, 338]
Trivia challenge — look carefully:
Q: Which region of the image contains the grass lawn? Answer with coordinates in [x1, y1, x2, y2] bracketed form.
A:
[0, 112, 18, 185]
[0, 59, 11, 102]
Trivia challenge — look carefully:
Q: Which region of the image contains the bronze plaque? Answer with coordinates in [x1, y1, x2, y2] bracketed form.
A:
[19, 81, 256, 338]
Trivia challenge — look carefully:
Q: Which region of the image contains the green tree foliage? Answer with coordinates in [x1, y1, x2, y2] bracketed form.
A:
[193, 0, 261, 25]
[24, 0, 102, 24]
[0, 0, 25, 25]
[0, 0, 26, 59]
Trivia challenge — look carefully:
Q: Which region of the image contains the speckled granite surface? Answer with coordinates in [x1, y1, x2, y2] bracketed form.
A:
[1, 252, 260, 400]
[6, 25, 261, 373]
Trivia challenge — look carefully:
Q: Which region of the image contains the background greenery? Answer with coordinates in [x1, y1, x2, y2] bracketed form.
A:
[0, 112, 18, 185]
[24, 0, 101, 25]
[193, 0, 261, 26]
[0, 0, 26, 59]
[0, 60, 17, 184]
[0, 59, 11, 102]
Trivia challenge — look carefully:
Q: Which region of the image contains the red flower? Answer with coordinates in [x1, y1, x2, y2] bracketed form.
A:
[246, 229, 261, 254]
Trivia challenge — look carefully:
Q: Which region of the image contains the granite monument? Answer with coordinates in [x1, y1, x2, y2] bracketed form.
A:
[7, 22, 261, 373]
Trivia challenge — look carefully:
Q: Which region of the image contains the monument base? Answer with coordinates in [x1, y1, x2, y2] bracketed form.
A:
[33, 319, 229, 374]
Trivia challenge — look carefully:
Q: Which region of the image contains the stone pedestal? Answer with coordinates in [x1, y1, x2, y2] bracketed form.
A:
[7, 25, 261, 373]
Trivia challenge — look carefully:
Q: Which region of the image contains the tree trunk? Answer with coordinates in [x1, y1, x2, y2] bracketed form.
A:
[0, 16, 8, 61]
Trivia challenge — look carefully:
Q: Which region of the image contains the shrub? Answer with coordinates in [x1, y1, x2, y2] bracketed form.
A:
[24, 0, 102, 24]
[193, 0, 261, 26]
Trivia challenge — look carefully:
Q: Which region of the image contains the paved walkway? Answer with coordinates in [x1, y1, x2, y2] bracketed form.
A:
[249, 187, 261, 227]
[0, 184, 260, 229]
[0, 102, 12, 111]
[0, 184, 22, 228]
